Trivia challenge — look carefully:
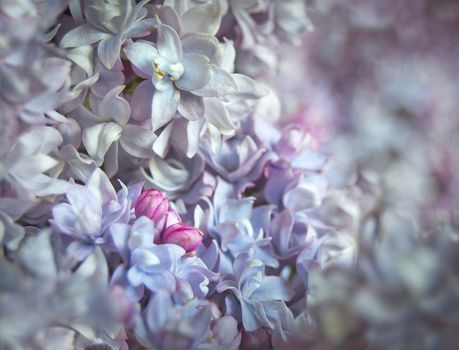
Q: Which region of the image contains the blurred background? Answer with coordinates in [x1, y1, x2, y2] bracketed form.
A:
[268, 1, 459, 348]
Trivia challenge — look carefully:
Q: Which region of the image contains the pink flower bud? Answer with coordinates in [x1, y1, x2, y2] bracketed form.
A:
[162, 223, 204, 253]
[154, 207, 182, 244]
[135, 189, 169, 221]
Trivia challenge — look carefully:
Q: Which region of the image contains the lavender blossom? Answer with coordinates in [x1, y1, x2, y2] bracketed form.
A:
[51, 168, 141, 246]
[217, 251, 294, 331]
[124, 22, 236, 131]
[60, 0, 155, 69]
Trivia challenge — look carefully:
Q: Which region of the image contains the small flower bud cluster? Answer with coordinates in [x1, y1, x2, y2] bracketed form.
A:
[135, 189, 203, 253]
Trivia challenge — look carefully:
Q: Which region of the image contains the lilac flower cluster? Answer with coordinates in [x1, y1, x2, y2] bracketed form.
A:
[2, 0, 458, 349]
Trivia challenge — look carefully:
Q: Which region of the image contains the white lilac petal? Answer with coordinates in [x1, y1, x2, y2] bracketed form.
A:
[52, 203, 78, 235]
[175, 54, 211, 91]
[120, 124, 157, 158]
[104, 142, 119, 178]
[0, 212, 25, 251]
[157, 23, 182, 63]
[192, 66, 237, 97]
[231, 74, 268, 100]
[9, 154, 59, 176]
[82, 122, 123, 164]
[145, 289, 173, 332]
[181, 2, 223, 36]
[17, 230, 57, 279]
[96, 85, 130, 124]
[181, 34, 223, 66]
[151, 4, 182, 34]
[151, 84, 180, 132]
[131, 80, 154, 122]
[15, 126, 63, 155]
[18, 175, 71, 197]
[65, 184, 98, 214]
[152, 123, 173, 158]
[205, 123, 222, 154]
[241, 301, 269, 332]
[204, 98, 237, 135]
[270, 210, 294, 256]
[178, 91, 204, 120]
[125, 18, 156, 38]
[250, 276, 295, 302]
[170, 118, 204, 159]
[146, 157, 189, 192]
[86, 168, 118, 205]
[60, 24, 110, 48]
[97, 34, 123, 69]
[186, 119, 204, 158]
[124, 41, 157, 79]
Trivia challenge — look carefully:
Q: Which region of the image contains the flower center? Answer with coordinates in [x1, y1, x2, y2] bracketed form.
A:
[152, 57, 184, 82]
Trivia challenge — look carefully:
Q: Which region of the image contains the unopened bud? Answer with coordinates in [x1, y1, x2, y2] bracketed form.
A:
[162, 223, 204, 253]
[135, 189, 169, 221]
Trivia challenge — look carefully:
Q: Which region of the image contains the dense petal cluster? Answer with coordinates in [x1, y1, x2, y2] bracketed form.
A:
[1, 0, 458, 349]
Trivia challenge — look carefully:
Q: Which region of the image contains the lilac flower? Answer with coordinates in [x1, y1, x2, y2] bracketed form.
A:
[51, 168, 141, 245]
[69, 85, 157, 177]
[217, 251, 294, 331]
[209, 180, 279, 268]
[270, 302, 314, 350]
[60, 0, 155, 68]
[134, 290, 213, 350]
[202, 135, 271, 187]
[124, 22, 236, 131]
[111, 217, 217, 301]
[157, 0, 227, 36]
[140, 146, 205, 199]
[0, 229, 124, 349]
[0, 126, 70, 220]
[198, 315, 241, 350]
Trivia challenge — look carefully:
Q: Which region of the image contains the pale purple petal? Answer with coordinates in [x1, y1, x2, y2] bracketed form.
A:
[181, 34, 223, 66]
[192, 66, 237, 97]
[97, 35, 123, 69]
[82, 122, 123, 164]
[151, 84, 180, 131]
[175, 54, 211, 91]
[178, 91, 204, 120]
[60, 24, 110, 47]
[124, 41, 157, 78]
[96, 85, 130, 124]
[120, 124, 157, 158]
[157, 23, 182, 62]
[181, 2, 223, 35]
[131, 80, 154, 122]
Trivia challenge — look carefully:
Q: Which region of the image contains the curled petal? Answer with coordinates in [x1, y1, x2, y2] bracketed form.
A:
[204, 98, 237, 135]
[96, 85, 130, 124]
[120, 124, 157, 158]
[82, 122, 123, 164]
